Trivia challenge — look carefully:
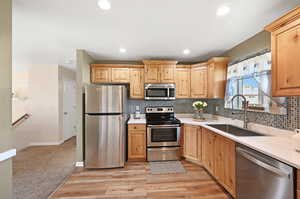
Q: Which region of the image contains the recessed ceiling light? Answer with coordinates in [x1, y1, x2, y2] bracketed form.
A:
[216, 5, 230, 16]
[120, 48, 127, 53]
[183, 49, 190, 55]
[98, 0, 111, 10]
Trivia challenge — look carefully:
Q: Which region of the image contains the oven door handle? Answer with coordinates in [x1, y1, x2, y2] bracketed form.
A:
[147, 125, 180, 128]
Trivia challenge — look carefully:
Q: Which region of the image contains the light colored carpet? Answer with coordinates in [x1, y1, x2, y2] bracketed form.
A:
[149, 161, 186, 174]
[13, 137, 76, 199]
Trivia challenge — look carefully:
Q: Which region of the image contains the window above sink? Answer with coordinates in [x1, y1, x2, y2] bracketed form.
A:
[224, 50, 287, 115]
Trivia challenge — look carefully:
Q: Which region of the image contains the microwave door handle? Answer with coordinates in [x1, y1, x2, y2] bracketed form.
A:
[167, 88, 170, 97]
[236, 148, 290, 178]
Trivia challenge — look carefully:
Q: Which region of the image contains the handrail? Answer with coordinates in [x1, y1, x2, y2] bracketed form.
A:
[12, 113, 30, 127]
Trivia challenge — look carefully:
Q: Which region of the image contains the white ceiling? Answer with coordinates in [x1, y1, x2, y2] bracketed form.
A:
[13, 0, 300, 69]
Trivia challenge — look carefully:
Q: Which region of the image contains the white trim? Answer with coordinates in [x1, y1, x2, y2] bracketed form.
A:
[75, 161, 84, 167]
[0, 149, 16, 162]
[30, 140, 64, 146]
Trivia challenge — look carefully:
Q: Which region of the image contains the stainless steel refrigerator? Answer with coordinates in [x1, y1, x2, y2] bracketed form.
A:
[84, 84, 128, 169]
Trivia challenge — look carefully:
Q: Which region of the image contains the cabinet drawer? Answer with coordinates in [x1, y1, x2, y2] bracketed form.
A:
[128, 124, 146, 131]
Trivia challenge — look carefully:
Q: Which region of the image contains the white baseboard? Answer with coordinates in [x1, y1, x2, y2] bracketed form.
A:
[30, 140, 64, 146]
[75, 161, 84, 167]
[0, 149, 16, 162]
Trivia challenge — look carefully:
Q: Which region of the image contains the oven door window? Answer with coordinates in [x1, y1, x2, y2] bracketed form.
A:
[146, 88, 168, 97]
[151, 128, 177, 142]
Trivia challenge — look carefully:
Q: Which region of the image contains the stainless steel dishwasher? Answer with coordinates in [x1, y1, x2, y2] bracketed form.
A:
[236, 144, 294, 199]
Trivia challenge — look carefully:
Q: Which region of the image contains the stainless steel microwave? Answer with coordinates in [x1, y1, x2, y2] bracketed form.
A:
[144, 84, 175, 100]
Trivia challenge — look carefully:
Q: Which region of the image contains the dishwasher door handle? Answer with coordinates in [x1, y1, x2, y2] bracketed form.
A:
[237, 148, 290, 178]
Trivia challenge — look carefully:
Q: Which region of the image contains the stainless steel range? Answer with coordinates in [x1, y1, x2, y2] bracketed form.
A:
[146, 106, 181, 161]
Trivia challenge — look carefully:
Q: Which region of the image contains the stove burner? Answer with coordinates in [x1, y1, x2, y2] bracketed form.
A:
[145, 106, 181, 125]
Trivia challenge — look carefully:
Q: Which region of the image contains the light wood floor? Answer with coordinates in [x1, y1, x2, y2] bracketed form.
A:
[50, 160, 230, 199]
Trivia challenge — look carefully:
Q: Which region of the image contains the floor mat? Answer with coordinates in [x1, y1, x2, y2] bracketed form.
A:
[149, 161, 186, 175]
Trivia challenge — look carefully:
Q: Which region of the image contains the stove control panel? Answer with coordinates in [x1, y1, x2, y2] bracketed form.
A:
[146, 107, 174, 113]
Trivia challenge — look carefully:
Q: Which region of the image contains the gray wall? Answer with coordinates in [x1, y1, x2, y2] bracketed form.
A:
[76, 49, 94, 162]
[222, 31, 271, 62]
[218, 31, 300, 131]
[0, 0, 13, 198]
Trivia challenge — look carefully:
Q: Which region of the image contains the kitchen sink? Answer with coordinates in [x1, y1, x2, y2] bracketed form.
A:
[206, 124, 267, 137]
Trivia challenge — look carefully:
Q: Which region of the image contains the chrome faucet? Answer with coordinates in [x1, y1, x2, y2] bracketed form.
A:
[231, 94, 249, 129]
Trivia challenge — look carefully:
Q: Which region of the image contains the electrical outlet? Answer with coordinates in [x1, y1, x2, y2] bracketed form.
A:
[295, 129, 300, 134]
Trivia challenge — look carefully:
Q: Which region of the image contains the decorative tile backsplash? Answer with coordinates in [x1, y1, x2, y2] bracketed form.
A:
[127, 99, 215, 114]
[213, 97, 300, 130]
[128, 97, 300, 131]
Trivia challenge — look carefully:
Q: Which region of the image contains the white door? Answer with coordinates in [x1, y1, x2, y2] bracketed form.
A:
[63, 80, 76, 141]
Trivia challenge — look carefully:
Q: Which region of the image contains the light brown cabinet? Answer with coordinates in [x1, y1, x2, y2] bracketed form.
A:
[128, 124, 146, 161]
[90, 64, 144, 99]
[190, 65, 208, 98]
[202, 128, 216, 174]
[175, 66, 191, 98]
[183, 125, 202, 162]
[91, 66, 111, 83]
[111, 68, 130, 83]
[265, 6, 300, 96]
[297, 170, 300, 199]
[143, 60, 178, 83]
[207, 58, 229, 99]
[129, 68, 144, 99]
[201, 127, 236, 197]
[144, 64, 160, 83]
[160, 65, 176, 83]
[214, 135, 236, 197]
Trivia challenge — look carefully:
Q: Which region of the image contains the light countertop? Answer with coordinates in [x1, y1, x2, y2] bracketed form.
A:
[127, 115, 300, 169]
[127, 118, 146, 124]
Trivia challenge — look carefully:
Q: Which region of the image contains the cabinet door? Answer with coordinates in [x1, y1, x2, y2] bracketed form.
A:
[214, 135, 225, 183]
[191, 66, 208, 98]
[91, 67, 111, 83]
[273, 23, 300, 96]
[207, 63, 215, 98]
[214, 135, 236, 197]
[145, 65, 160, 83]
[129, 68, 144, 99]
[197, 127, 202, 162]
[111, 68, 130, 83]
[202, 128, 215, 175]
[223, 137, 236, 197]
[184, 125, 198, 160]
[175, 67, 191, 98]
[160, 65, 175, 83]
[128, 125, 146, 160]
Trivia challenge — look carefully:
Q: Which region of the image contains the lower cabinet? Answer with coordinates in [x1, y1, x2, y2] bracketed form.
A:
[214, 134, 236, 197]
[183, 124, 202, 162]
[128, 124, 146, 161]
[184, 127, 236, 197]
[202, 128, 216, 175]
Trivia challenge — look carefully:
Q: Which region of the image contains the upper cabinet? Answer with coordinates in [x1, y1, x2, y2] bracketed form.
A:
[207, 58, 229, 99]
[190, 64, 208, 98]
[111, 68, 130, 83]
[90, 57, 228, 99]
[175, 65, 191, 98]
[143, 60, 178, 83]
[265, 6, 300, 96]
[130, 68, 145, 99]
[91, 66, 111, 83]
[90, 64, 144, 99]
